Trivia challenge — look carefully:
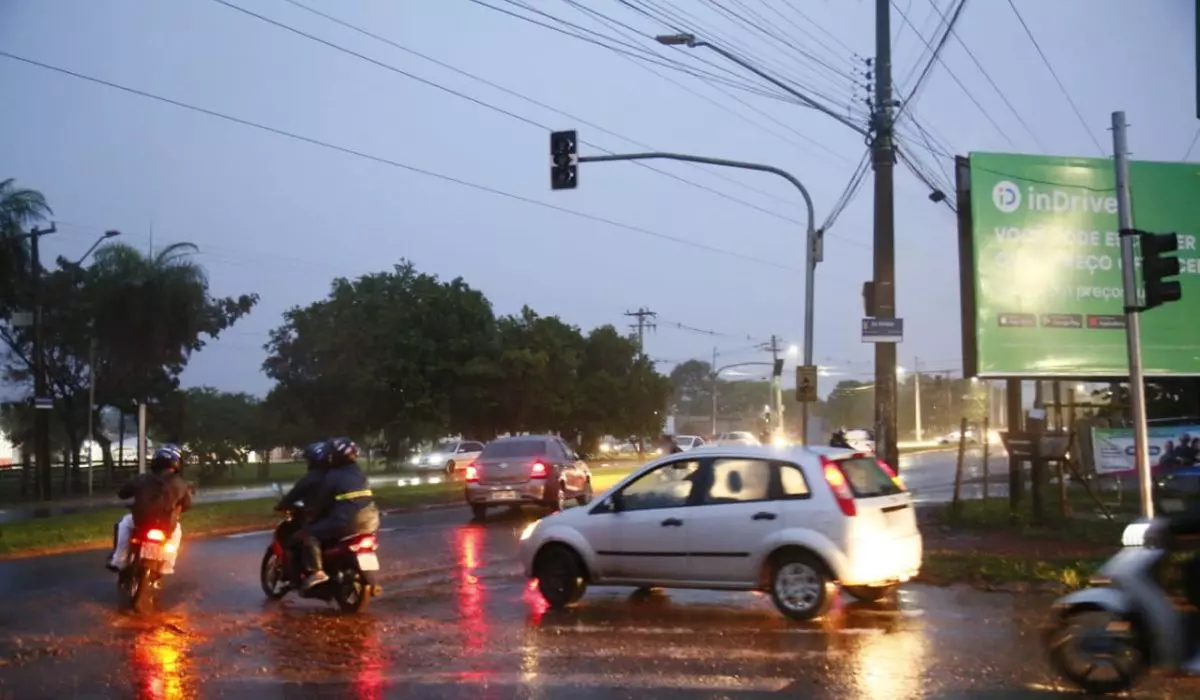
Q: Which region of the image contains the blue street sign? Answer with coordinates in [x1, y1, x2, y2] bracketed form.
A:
[862, 317, 904, 343]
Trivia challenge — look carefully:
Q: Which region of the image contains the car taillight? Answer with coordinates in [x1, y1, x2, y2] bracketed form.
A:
[821, 457, 857, 517]
[146, 529, 167, 542]
[465, 463, 479, 483]
[350, 535, 378, 552]
[876, 459, 907, 491]
[530, 461, 548, 478]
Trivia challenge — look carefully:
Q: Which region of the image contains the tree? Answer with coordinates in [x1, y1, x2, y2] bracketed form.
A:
[668, 359, 713, 416]
[0, 178, 52, 317]
[571, 325, 670, 450]
[822, 380, 874, 430]
[490, 307, 584, 435]
[155, 387, 259, 481]
[264, 261, 500, 453]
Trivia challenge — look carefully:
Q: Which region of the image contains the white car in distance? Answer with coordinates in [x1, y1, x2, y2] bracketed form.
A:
[520, 444, 921, 620]
[672, 435, 706, 451]
[714, 431, 760, 446]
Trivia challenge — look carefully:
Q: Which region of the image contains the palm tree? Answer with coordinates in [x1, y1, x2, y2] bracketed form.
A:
[0, 178, 53, 314]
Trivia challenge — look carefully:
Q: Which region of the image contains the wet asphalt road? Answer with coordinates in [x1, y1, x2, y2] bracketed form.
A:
[3, 451, 1194, 698]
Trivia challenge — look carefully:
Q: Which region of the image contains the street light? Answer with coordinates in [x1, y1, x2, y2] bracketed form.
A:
[69, 230, 122, 498]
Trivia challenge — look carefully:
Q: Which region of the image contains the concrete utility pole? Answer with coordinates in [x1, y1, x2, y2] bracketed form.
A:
[624, 307, 657, 355]
[872, 0, 900, 472]
[710, 347, 719, 437]
[913, 356, 923, 442]
[27, 223, 57, 500]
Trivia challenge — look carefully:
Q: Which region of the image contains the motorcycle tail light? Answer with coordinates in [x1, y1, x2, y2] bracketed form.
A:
[146, 529, 167, 542]
[350, 535, 378, 552]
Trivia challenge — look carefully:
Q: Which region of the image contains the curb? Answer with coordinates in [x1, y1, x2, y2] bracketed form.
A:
[0, 498, 469, 562]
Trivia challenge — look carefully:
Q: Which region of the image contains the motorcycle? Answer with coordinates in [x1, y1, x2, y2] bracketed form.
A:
[1043, 519, 1196, 694]
[116, 521, 174, 614]
[259, 502, 382, 613]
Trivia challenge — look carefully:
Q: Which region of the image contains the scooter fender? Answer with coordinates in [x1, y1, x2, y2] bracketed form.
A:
[1050, 587, 1135, 617]
[1048, 585, 1182, 667]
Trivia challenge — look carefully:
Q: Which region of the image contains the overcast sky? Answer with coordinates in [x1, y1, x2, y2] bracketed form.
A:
[1, 0, 1195, 398]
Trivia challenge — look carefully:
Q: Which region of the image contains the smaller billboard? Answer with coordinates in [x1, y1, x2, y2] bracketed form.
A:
[1090, 424, 1200, 475]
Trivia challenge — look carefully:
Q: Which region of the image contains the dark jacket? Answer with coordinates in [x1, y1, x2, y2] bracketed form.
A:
[118, 471, 192, 529]
[314, 462, 376, 526]
[277, 469, 326, 518]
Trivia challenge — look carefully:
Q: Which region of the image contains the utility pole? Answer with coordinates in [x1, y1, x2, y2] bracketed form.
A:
[624, 307, 657, 355]
[872, 0, 900, 471]
[710, 347, 719, 438]
[913, 357, 923, 442]
[29, 224, 57, 500]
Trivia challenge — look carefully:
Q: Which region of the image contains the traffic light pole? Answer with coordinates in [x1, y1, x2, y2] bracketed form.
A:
[1112, 110, 1154, 519]
[575, 150, 821, 445]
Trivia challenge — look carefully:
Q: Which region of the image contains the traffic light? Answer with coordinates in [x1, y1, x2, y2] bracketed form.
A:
[773, 358, 784, 377]
[1139, 231, 1183, 311]
[550, 130, 578, 190]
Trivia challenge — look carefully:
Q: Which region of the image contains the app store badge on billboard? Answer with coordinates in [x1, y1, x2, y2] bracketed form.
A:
[965, 152, 1200, 377]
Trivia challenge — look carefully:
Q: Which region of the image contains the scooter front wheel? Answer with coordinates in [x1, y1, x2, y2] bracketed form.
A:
[1046, 607, 1149, 695]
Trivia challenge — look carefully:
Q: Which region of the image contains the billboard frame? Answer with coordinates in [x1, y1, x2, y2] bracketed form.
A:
[955, 153, 1200, 382]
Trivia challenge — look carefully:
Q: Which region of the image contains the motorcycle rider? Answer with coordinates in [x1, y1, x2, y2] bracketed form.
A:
[300, 437, 380, 590]
[107, 443, 192, 575]
[276, 441, 333, 514]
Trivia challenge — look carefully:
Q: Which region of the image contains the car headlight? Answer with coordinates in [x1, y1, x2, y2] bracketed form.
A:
[409, 455, 421, 465]
[520, 520, 540, 541]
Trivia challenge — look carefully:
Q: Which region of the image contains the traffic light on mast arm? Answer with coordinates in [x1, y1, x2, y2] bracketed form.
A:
[550, 130, 578, 190]
[1139, 231, 1183, 311]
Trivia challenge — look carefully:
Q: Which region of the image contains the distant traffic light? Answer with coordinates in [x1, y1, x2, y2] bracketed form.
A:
[1139, 231, 1183, 311]
[550, 130, 578, 190]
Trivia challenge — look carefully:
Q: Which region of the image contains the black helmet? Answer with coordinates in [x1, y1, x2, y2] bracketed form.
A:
[328, 437, 359, 466]
[302, 441, 332, 471]
[150, 443, 183, 474]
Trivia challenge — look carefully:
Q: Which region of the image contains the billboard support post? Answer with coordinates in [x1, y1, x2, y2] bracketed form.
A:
[1113, 110, 1154, 520]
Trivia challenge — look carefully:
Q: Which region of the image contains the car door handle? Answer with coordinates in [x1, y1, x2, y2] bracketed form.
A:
[752, 512, 777, 521]
[661, 518, 683, 527]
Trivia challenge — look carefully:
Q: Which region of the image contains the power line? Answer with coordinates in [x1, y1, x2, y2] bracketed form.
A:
[214, 0, 810, 227]
[891, 0, 1017, 149]
[1184, 127, 1200, 161]
[1005, 0, 1104, 155]
[911, 0, 1046, 151]
[0, 49, 800, 272]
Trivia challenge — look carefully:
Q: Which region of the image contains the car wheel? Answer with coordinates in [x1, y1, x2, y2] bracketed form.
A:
[576, 479, 593, 506]
[769, 551, 835, 621]
[471, 503, 487, 522]
[844, 584, 897, 604]
[534, 544, 586, 609]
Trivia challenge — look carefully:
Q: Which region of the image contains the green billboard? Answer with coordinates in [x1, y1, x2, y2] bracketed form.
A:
[964, 152, 1200, 377]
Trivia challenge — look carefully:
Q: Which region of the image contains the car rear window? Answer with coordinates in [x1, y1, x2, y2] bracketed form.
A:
[835, 457, 902, 498]
[481, 440, 546, 458]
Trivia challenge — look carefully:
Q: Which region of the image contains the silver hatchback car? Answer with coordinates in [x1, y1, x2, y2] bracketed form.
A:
[464, 435, 593, 521]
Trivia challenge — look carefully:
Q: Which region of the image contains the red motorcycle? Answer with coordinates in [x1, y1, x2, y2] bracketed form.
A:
[259, 503, 381, 613]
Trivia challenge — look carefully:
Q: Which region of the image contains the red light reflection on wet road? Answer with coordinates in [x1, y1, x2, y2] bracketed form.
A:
[130, 622, 194, 700]
[454, 526, 488, 656]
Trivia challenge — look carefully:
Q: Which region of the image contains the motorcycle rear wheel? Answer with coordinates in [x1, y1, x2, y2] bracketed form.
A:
[120, 563, 156, 615]
[332, 568, 372, 613]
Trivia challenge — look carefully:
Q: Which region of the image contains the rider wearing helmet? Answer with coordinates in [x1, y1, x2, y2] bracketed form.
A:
[107, 443, 192, 574]
[300, 437, 380, 589]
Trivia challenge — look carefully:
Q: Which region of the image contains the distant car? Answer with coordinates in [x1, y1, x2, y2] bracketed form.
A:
[714, 431, 760, 446]
[411, 439, 485, 475]
[673, 435, 706, 451]
[937, 430, 978, 445]
[519, 444, 921, 620]
[464, 435, 593, 521]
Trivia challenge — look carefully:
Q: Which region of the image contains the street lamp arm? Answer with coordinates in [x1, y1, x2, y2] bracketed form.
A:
[685, 40, 869, 139]
[578, 152, 816, 236]
[714, 361, 774, 376]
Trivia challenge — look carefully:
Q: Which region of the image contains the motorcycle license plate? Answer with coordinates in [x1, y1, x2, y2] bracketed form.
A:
[356, 553, 380, 571]
[140, 543, 166, 561]
[491, 490, 517, 501]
